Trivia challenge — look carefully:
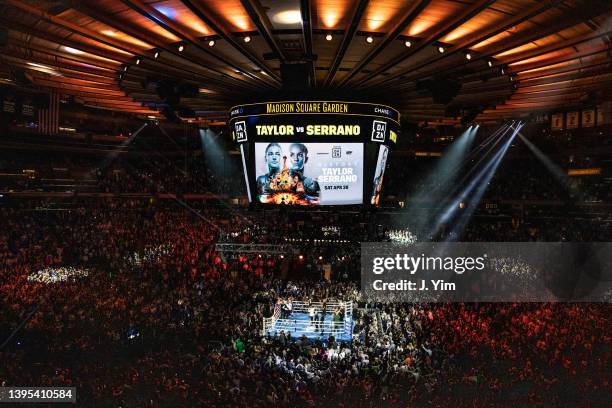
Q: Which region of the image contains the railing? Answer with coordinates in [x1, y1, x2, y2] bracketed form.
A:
[262, 300, 353, 339]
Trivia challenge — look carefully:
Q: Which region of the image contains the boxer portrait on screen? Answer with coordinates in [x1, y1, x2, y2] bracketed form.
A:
[256, 142, 283, 195]
[288, 143, 320, 197]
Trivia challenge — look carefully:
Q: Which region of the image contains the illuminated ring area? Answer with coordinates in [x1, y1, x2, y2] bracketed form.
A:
[229, 101, 400, 206]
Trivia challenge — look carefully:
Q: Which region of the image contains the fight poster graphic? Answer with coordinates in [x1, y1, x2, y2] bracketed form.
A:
[371, 145, 389, 205]
[255, 143, 363, 205]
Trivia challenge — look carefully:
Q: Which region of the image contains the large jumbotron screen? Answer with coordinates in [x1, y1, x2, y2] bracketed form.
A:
[229, 101, 399, 206]
[254, 142, 364, 205]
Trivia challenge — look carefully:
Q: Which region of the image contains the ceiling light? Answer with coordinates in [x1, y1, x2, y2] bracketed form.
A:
[465, 52, 472, 60]
[208, 39, 215, 47]
[326, 33, 333, 41]
[244, 36, 251, 43]
[101, 30, 118, 37]
[27, 62, 52, 69]
[273, 10, 302, 25]
[437, 46, 445, 53]
[63, 46, 83, 55]
[404, 40, 411, 47]
[154, 50, 160, 59]
[178, 44, 184, 52]
[366, 36, 374, 44]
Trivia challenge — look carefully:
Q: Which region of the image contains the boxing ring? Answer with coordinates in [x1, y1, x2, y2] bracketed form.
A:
[262, 300, 353, 342]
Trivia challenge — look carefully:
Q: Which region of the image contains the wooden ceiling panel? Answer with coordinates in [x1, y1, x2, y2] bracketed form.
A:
[0, 0, 609, 120]
[141, 0, 213, 36]
[404, 0, 464, 37]
[313, 0, 354, 29]
[361, 0, 420, 33]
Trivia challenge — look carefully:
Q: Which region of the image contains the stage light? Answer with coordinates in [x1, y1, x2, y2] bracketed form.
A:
[208, 39, 215, 47]
[178, 43, 184, 52]
[63, 46, 83, 55]
[433, 123, 521, 239]
[487, 60, 493, 67]
[326, 33, 333, 41]
[299, 255, 304, 260]
[465, 52, 472, 60]
[500, 67, 505, 75]
[135, 58, 141, 65]
[123, 65, 128, 72]
[366, 36, 374, 44]
[244, 36, 251, 43]
[273, 10, 301, 24]
[437, 46, 445, 53]
[154, 50, 160, 59]
[280, 255, 284, 259]
[404, 40, 412, 47]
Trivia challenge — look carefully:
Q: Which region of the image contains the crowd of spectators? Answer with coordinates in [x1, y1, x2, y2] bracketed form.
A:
[3, 137, 612, 205]
[0, 153, 243, 195]
[1, 198, 610, 406]
[1, 123, 610, 405]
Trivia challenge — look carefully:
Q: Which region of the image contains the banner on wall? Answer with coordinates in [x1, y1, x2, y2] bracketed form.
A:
[551, 113, 563, 130]
[566, 111, 579, 129]
[582, 109, 595, 128]
[2, 94, 15, 114]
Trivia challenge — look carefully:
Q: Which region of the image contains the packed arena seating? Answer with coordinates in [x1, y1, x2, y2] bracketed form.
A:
[1, 196, 610, 406]
[1, 1, 611, 405]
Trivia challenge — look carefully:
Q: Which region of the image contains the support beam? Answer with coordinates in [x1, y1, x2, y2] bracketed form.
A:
[512, 46, 609, 73]
[240, 0, 288, 62]
[0, 18, 131, 64]
[324, 0, 370, 87]
[4, 38, 120, 71]
[364, 0, 561, 88]
[69, 1, 258, 91]
[120, 0, 274, 87]
[180, 0, 281, 83]
[338, 0, 433, 87]
[300, 0, 315, 87]
[27, 71, 117, 87]
[0, 52, 118, 79]
[401, 4, 612, 86]
[498, 29, 612, 66]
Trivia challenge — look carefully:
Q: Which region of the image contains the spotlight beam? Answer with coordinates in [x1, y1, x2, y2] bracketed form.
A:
[444, 124, 521, 239]
[428, 123, 522, 238]
[515, 128, 582, 199]
[441, 123, 515, 200]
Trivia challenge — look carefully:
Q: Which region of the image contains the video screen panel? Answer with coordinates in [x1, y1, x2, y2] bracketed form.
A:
[254, 142, 363, 205]
[371, 145, 389, 205]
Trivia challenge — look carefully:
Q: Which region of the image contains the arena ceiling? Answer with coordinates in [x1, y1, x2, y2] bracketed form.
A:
[0, 0, 610, 125]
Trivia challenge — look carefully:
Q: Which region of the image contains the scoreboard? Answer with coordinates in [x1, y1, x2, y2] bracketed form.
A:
[228, 100, 399, 206]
